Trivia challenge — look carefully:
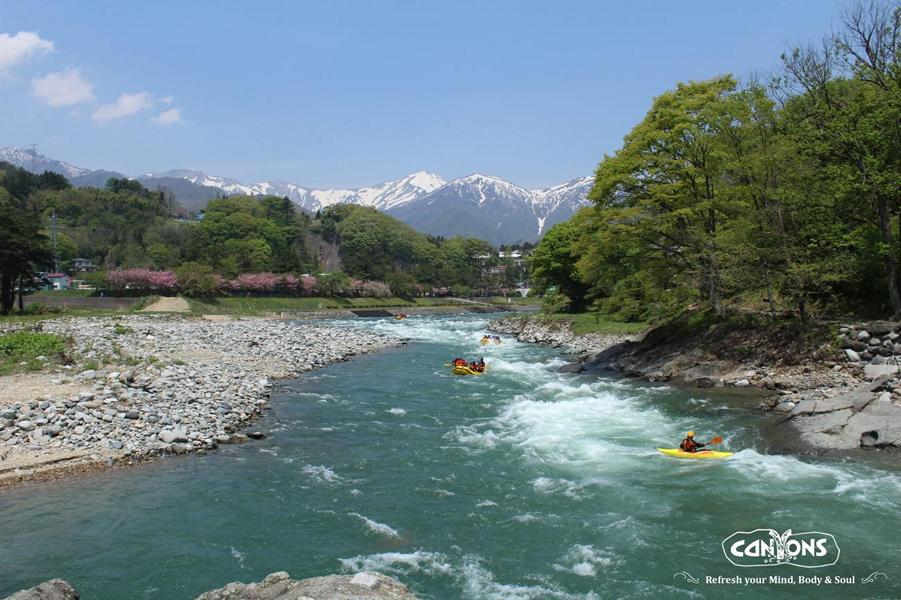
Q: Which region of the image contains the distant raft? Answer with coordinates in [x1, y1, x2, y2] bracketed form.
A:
[452, 365, 486, 376]
[657, 448, 733, 460]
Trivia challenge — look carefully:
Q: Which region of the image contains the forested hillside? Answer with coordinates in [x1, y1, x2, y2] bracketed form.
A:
[529, 2, 900, 321]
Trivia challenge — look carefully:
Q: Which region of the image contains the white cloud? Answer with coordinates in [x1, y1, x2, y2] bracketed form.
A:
[0, 31, 53, 72]
[31, 68, 94, 106]
[152, 107, 182, 126]
[161, 95, 173, 105]
[91, 91, 153, 122]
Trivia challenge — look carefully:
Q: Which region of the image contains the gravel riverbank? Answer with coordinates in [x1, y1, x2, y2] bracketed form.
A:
[0, 315, 401, 488]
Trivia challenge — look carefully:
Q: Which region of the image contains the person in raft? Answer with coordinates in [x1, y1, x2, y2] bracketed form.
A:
[679, 431, 708, 453]
[452, 357, 468, 367]
[469, 357, 486, 372]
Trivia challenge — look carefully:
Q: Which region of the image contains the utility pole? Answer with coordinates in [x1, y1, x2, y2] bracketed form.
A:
[50, 209, 59, 272]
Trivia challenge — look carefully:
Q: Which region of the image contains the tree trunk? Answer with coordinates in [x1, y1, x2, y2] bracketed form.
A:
[0, 273, 14, 315]
[876, 198, 901, 318]
[17, 275, 24, 312]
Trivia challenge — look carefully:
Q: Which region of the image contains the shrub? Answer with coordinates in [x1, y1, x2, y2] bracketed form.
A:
[107, 269, 178, 294]
[175, 263, 221, 297]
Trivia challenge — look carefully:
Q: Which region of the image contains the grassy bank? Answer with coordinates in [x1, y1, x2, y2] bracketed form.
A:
[535, 312, 651, 335]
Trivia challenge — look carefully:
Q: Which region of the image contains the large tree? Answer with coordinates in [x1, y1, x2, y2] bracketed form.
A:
[0, 189, 52, 314]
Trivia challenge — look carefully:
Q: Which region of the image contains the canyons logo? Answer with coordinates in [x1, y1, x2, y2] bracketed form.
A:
[722, 529, 840, 568]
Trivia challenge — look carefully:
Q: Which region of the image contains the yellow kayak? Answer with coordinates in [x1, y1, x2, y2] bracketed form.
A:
[452, 365, 486, 376]
[657, 448, 733, 460]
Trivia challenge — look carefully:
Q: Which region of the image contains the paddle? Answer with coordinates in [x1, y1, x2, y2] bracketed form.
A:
[705, 436, 723, 446]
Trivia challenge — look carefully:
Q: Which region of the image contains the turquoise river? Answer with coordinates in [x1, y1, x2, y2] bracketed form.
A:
[1, 314, 899, 599]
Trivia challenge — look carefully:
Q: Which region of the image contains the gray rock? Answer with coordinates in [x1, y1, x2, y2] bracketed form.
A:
[158, 429, 189, 444]
[857, 330, 871, 341]
[194, 571, 417, 600]
[843, 349, 860, 362]
[3, 578, 79, 600]
[863, 364, 899, 379]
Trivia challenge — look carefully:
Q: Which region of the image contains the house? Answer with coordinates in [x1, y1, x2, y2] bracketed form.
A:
[71, 257, 97, 272]
[43, 273, 71, 290]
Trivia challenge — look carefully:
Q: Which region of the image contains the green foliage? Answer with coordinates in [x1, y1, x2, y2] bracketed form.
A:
[317, 271, 351, 296]
[529, 2, 901, 322]
[0, 182, 54, 314]
[113, 323, 134, 335]
[0, 331, 65, 359]
[175, 262, 220, 297]
[528, 217, 589, 311]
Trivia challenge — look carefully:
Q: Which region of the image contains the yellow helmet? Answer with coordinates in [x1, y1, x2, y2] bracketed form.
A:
[687, 431, 695, 437]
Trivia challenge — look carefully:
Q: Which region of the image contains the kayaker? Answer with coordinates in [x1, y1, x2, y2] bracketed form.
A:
[679, 431, 708, 453]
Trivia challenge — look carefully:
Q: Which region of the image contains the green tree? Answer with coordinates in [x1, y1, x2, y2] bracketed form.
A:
[0, 189, 52, 314]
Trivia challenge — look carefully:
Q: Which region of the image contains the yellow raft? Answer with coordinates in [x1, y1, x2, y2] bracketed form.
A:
[657, 448, 733, 460]
[480, 338, 489, 345]
[452, 365, 486, 376]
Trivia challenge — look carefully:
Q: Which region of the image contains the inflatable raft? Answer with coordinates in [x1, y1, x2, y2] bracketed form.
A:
[452, 365, 486, 376]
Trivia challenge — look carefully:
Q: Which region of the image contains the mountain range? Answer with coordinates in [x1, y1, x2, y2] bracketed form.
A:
[0, 147, 592, 245]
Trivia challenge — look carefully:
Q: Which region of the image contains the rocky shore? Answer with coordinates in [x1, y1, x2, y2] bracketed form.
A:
[487, 315, 636, 355]
[0, 315, 400, 487]
[489, 314, 901, 455]
[3, 571, 418, 600]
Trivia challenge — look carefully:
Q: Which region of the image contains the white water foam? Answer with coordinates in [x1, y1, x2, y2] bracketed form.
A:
[387, 408, 407, 416]
[551, 545, 615, 577]
[460, 556, 600, 600]
[301, 464, 346, 485]
[349, 512, 401, 539]
[339, 550, 453, 576]
[230, 546, 247, 569]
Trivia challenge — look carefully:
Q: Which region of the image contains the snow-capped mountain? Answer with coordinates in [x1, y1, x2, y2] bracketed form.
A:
[0, 147, 88, 179]
[387, 174, 591, 245]
[1, 147, 591, 243]
[531, 176, 594, 236]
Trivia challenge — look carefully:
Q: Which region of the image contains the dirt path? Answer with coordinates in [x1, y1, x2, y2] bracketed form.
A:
[140, 296, 190, 313]
[0, 373, 88, 409]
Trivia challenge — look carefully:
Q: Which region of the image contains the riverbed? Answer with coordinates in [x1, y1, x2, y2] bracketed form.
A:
[1, 314, 898, 599]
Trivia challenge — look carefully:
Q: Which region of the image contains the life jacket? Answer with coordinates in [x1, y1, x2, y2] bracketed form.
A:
[680, 438, 699, 452]
[453, 358, 466, 366]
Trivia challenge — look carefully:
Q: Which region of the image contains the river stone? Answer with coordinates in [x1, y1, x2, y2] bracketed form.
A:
[2, 578, 80, 600]
[844, 349, 860, 362]
[159, 429, 189, 444]
[863, 364, 899, 379]
[857, 330, 871, 341]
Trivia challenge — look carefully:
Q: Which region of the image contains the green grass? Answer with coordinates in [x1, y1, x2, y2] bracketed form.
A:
[484, 296, 542, 306]
[185, 296, 461, 315]
[30, 289, 97, 297]
[537, 312, 651, 335]
[0, 330, 68, 375]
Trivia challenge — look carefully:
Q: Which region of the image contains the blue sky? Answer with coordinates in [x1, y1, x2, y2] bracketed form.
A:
[1, 0, 846, 189]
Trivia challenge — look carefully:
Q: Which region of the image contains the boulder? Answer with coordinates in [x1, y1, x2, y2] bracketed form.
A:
[857, 330, 871, 341]
[3, 579, 79, 600]
[195, 571, 418, 600]
[843, 349, 860, 362]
